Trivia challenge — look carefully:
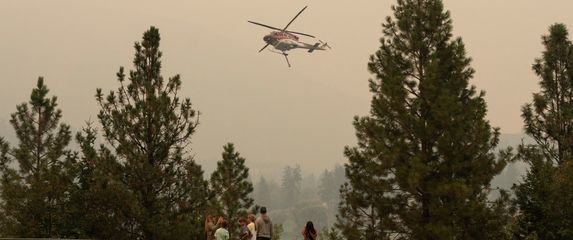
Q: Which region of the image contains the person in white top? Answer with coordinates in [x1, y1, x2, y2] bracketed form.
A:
[214, 219, 229, 240]
[247, 214, 257, 240]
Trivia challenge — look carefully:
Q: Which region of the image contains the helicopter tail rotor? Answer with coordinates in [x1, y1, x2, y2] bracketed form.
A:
[308, 40, 331, 53]
[319, 40, 331, 49]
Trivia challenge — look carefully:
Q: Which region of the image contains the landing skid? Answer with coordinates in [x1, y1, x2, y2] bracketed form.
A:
[268, 49, 292, 67]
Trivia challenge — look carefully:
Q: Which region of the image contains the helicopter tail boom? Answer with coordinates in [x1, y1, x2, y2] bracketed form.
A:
[307, 43, 321, 53]
[306, 41, 331, 52]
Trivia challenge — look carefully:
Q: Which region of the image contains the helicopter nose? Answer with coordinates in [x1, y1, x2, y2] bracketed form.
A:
[263, 36, 271, 43]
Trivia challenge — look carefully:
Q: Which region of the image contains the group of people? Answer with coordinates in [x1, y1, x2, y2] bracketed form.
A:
[204, 206, 318, 240]
[205, 207, 274, 240]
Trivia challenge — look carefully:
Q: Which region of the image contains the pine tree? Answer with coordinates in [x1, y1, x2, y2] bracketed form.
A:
[0, 78, 77, 238]
[210, 143, 254, 238]
[0, 138, 7, 233]
[318, 169, 333, 203]
[318, 165, 345, 208]
[255, 177, 281, 210]
[280, 165, 302, 208]
[300, 173, 318, 201]
[93, 26, 209, 239]
[272, 223, 284, 240]
[513, 23, 573, 239]
[318, 165, 346, 226]
[69, 124, 134, 239]
[336, 0, 510, 239]
[318, 227, 343, 240]
[255, 176, 271, 207]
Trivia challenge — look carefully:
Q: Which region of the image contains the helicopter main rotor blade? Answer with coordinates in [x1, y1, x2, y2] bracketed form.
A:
[258, 43, 270, 52]
[248, 21, 282, 31]
[286, 30, 315, 38]
[282, 6, 308, 31]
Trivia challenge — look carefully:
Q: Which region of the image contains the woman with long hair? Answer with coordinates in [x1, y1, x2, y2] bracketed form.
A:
[301, 221, 317, 240]
[247, 214, 257, 240]
[205, 215, 219, 240]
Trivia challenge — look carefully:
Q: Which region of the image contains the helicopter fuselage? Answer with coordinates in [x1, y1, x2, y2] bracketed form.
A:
[263, 31, 327, 52]
[263, 31, 300, 51]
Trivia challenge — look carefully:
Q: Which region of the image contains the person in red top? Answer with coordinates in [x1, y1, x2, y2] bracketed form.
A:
[301, 221, 317, 240]
[205, 215, 219, 240]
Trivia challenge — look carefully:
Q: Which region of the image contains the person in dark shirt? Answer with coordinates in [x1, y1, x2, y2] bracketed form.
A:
[239, 217, 252, 240]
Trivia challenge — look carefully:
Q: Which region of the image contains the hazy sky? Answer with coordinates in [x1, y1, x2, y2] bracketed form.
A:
[2, 0, 573, 178]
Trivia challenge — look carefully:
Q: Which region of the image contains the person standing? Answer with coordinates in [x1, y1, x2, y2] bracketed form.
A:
[239, 218, 252, 240]
[301, 221, 317, 240]
[214, 219, 230, 240]
[247, 214, 257, 240]
[205, 215, 219, 240]
[255, 207, 273, 240]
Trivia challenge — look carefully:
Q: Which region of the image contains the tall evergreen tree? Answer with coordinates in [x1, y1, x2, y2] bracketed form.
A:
[318, 165, 345, 208]
[280, 165, 302, 208]
[0, 78, 76, 238]
[93, 26, 209, 239]
[255, 176, 271, 207]
[336, 0, 510, 239]
[254, 177, 281, 210]
[318, 165, 346, 226]
[300, 173, 318, 201]
[513, 23, 573, 239]
[210, 143, 254, 239]
[68, 123, 136, 239]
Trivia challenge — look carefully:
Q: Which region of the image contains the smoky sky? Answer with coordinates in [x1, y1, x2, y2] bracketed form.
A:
[1, 0, 573, 179]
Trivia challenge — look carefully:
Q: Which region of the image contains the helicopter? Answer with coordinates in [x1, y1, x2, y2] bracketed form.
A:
[248, 6, 330, 67]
